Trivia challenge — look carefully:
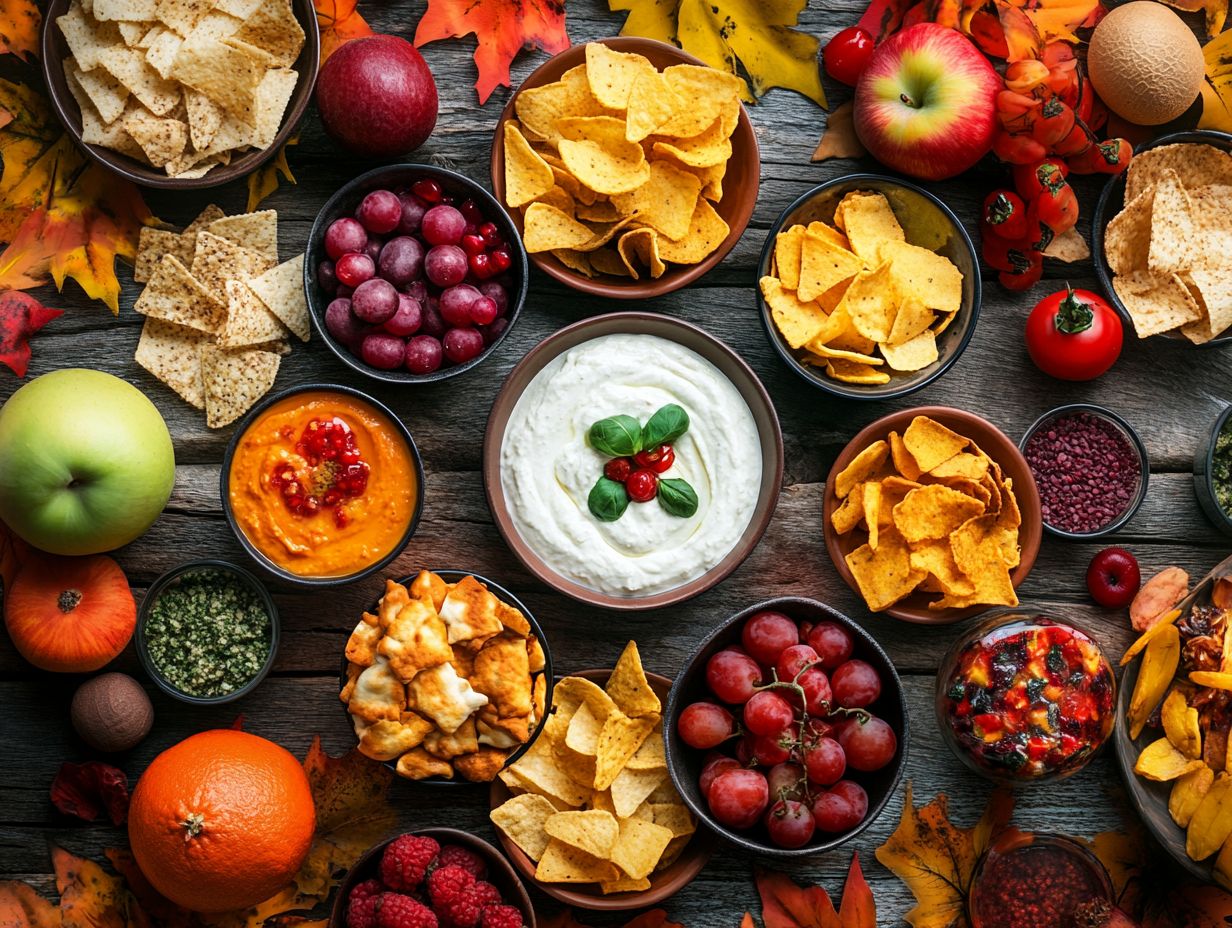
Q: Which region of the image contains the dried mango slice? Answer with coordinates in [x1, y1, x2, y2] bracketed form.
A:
[1135, 737, 1206, 781]
[1120, 607, 1182, 666]
[1191, 671, 1232, 691]
[1187, 773, 1232, 861]
[1163, 689, 1203, 759]
[1129, 624, 1181, 740]
[1172, 765, 1215, 827]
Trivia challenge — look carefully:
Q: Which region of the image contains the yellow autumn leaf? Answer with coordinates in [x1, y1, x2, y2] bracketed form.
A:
[1158, 0, 1227, 36]
[247, 137, 299, 212]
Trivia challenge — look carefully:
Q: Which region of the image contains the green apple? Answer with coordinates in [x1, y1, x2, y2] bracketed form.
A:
[0, 369, 175, 555]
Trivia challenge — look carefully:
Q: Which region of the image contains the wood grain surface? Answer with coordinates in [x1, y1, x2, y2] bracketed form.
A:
[2, 0, 1229, 923]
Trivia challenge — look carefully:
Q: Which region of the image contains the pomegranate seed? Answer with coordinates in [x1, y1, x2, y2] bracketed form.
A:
[461, 233, 486, 256]
[470, 252, 493, 278]
[412, 179, 442, 203]
[479, 223, 502, 247]
[460, 199, 484, 225]
[489, 248, 512, 273]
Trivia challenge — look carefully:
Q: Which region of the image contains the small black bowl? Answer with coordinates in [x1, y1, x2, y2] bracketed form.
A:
[756, 173, 981, 401]
[327, 828, 536, 928]
[220, 382, 424, 588]
[304, 164, 529, 383]
[663, 597, 909, 858]
[1018, 403, 1149, 540]
[1193, 404, 1232, 536]
[339, 570, 555, 785]
[1091, 129, 1232, 347]
[136, 559, 279, 705]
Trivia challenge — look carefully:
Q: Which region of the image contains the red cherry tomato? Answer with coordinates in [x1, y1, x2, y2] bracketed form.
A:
[982, 189, 1028, 241]
[633, 444, 675, 474]
[1068, 138, 1133, 176]
[1025, 287, 1123, 380]
[981, 230, 1036, 274]
[626, 469, 658, 503]
[992, 129, 1047, 165]
[1013, 158, 1069, 200]
[1031, 96, 1075, 148]
[1034, 179, 1079, 235]
[822, 27, 875, 86]
[998, 251, 1043, 291]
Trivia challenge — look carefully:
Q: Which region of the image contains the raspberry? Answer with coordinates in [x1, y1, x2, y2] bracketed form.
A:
[350, 879, 385, 908]
[437, 846, 488, 881]
[376, 894, 438, 928]
[480, 905, 523, 928]
[426, 865, 478, 926]
[348, 894, 379, 928]
[381, 835, 441, 892]
[469, 882, 501, 909]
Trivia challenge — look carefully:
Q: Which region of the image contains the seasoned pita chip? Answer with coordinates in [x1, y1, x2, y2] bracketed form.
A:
[409, 570, 450, 610]
[406, 662, 488, 734]
[358, 713, 434, 761]
[439, 576, 506, 645]
[396, 747, 453, 780]
[348, 656, 404, 723]
[378, 599, 453, 681]
[453, 747, 510, 783]
[345, 611, 382, 667]
[424, 717, 479, 760]
[471, 634, 533, 718]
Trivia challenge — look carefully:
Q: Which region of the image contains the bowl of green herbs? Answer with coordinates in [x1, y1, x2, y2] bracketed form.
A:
[136, 559, 280, 705]
[1195, 407, 1232, 538]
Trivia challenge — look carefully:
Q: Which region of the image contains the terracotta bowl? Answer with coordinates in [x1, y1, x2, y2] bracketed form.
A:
[482, 311, 784, 610]
[821, 406, 1042, 625]
[327, 828, 536, 928]
[663, 598, 908, 858]
[40, 0, 318, 189]
[489, 36, 760, 299]
[489, 668, 716, 911]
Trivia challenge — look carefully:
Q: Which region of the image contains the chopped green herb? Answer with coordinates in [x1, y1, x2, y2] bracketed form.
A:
[1214, 417, 1232, 515]
[145, 569, 271, 698]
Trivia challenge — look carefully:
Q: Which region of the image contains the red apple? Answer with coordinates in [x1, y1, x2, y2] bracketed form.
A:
[1087, 547, 1141, 608]
[316, 35, 438, 158]
[852, 23, 1000, 181]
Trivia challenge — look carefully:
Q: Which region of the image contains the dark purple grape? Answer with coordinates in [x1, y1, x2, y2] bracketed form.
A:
[378, 236, 425, 287]
[425, 245, 468, 288]
[404, 279, 429, 304]
[397, 194, 427, 235]
[469, 295, 498, 325]
[351, 278, 399, 324]
[422, 205, 466, 246]
[357, 190, 401, 234]
[363, 238, 383, 262]
[384, 294, 422, 337]
[361, 333, 406, 369]
[439, 284, 480, 327]
[405, 335, 444, 374]
[336, 284, 354, 298]
[443, 327, 484, 364]
[482, 317, 509, 345]
[317, 260, 337, 294]
[420, 298, 446, 338]
[478, 281, 508, 317]
[325, 298, 366, 349]
[324, 217, 366, 260]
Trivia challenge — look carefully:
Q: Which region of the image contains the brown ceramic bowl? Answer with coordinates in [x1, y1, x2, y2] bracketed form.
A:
[482, 311, 784, 610]
[822, 406, 1042, 625]
[489, 668, 716, 911]
[40, 0, 319, 189]
[327, 828, 536, 928]
[489, 36, 760, 299]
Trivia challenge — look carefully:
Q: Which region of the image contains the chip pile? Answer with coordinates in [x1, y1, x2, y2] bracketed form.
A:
[133, 204, 310, 427]
[760, 191, 963, 385]
[56, 0, 303, 179]
[1104, 143, 1232, 343]
[503, 43, 739, 280]
[831, 415, 1022, 612]
[341, 572, 548, 782]
[491, 641, 695, 895]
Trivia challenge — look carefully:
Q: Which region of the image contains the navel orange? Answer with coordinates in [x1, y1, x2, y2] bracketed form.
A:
[128, 729, 316, 913]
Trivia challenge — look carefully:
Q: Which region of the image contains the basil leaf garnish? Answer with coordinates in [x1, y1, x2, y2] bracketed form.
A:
[642, 404, 690, 448]
[588, 415, 643, 457]
[588, 477, 629, 522]
[657, 478, 699, 518]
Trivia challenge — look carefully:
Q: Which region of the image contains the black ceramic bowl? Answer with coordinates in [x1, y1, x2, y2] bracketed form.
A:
[1018, 403, 1149, 540]
[664, 597, 909, 858]
[756, 174, 981, 401]
[1092, 129, 1232, 347]
[339, 570, 554, 786]
[1193, 405, 1232, 536]
[220, 382, 424, 588]
[136, 559, 279, 705]
[304, 164, 529, 383]
[327, 828, 536, 928]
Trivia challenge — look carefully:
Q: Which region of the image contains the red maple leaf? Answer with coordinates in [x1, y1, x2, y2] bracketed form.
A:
[414, 0, 570, 104]
[0, 290, 62, 377]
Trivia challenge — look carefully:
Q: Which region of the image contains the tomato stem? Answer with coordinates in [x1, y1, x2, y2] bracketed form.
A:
[1054, 286, 1094, 335]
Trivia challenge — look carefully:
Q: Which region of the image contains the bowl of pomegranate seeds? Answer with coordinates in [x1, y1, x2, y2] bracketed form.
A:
[328, 828, 535, 928]
[1019, 404, 1148, 539]
[663, 597, 908, 858]
[305, 165, 529, 383]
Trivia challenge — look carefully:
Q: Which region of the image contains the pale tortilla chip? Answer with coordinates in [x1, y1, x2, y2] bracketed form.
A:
[134, 254, 227, 333]
[134, 316, 208, 408]
[219, 279, 288, 347]
[247, 255, 310, 341]
[1114, 270, 1202, 337]
[97, 44, 181, 116]
[208, 209, 278, 259]
[170, 34, 261, 125]
[201, 344, 280, 428]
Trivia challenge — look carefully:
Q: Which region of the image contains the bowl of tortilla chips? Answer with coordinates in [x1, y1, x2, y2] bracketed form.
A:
[490, 37, 759, 299]
[41, 0, 317, 188]
[1092, 130, 1232, 347]
[822, 407, 1042, 625]
[488, 642, 714, 910]
[757, 175, 980, 399]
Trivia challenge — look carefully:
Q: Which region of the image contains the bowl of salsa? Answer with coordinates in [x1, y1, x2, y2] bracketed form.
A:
[222, 384, 424, 586]
[936, 611, 1115, 784]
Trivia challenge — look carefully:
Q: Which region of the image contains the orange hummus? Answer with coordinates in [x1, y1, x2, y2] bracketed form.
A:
[228, 391, 417, 578]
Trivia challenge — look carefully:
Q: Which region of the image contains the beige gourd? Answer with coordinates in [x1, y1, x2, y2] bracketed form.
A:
[1088, 1, 1204, 126]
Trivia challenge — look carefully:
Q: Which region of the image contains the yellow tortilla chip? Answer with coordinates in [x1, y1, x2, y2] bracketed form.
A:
[491, 793, 558, 860]
[584, 41, 656, 109]
[594, 712, 655, 792]
[610, 817, 674, 880]
[504, 121, 556, 209]
[903, 415, 968, 473]
[835, 191, 905, 263]
[655, 198, 728, 265]
[535, 839, 620, 883]
[605, 640, 661, 718]
[798, 230, 863, 303]
[761, 277, 828, 349]
[880, 240, 963, 315]
[841, 263, 898, 343]
[625, 68, 685, 142]
[834, 439, 888, 498]
[544, 809, 618, 859]
[774, 225, 805, 291]
[892, 485, 986, 543]
[880, 329, 938, 372]
[523, 202, 595, 253]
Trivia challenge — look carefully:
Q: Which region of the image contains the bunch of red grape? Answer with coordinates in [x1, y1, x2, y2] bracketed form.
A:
[675, 610, 898, 850]
[984, 42, 1131, 291]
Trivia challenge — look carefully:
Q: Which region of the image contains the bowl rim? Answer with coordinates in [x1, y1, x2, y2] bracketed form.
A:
[326, 827, 537, 928]
[303, 163, 531, 384]
[821, 404, 1043, 625]
[1193, 404, 1232, 535]
[1091, 128, 1232, 348]
[337, 569, 556, 786]
[488, 35, 761, 299]
[755, 173, 982, 400]
[219, 382, 425, 587]
[39, 0, 320, 190]
[1017, 402, 1150, 540]
[662, 596, 910, 857]
[136, 558, 280, 705]
[481, 310, 785, 610]
[488, 667, 716, 910]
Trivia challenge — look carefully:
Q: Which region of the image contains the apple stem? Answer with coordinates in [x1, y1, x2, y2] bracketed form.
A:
[899, 92, 918, 108]
[57, 589, 82, 613]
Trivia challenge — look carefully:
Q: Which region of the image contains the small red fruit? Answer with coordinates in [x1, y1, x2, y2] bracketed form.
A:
[823, 27, 875, 86]
[604, 457, 633, 483]
[1086, 547, 1141, 608]
[626, 469, 658, 503]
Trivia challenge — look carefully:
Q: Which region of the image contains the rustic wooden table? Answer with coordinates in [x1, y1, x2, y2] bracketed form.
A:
[3, 1, 1230, 922]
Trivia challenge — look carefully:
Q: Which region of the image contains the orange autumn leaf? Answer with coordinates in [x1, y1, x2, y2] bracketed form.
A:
[414, 0, 570, 104]
[0, 0, 39, 61]
[315, 0, 374, 63]
[812, 101, 867, 163]
[0, 881, 58, 928]
[756, 867, 840, 928]
[247, 135, 299, 212]
[837, 854, 875, 928]
[52, 846, 130, 928]
[874, 783, 1015, 928]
